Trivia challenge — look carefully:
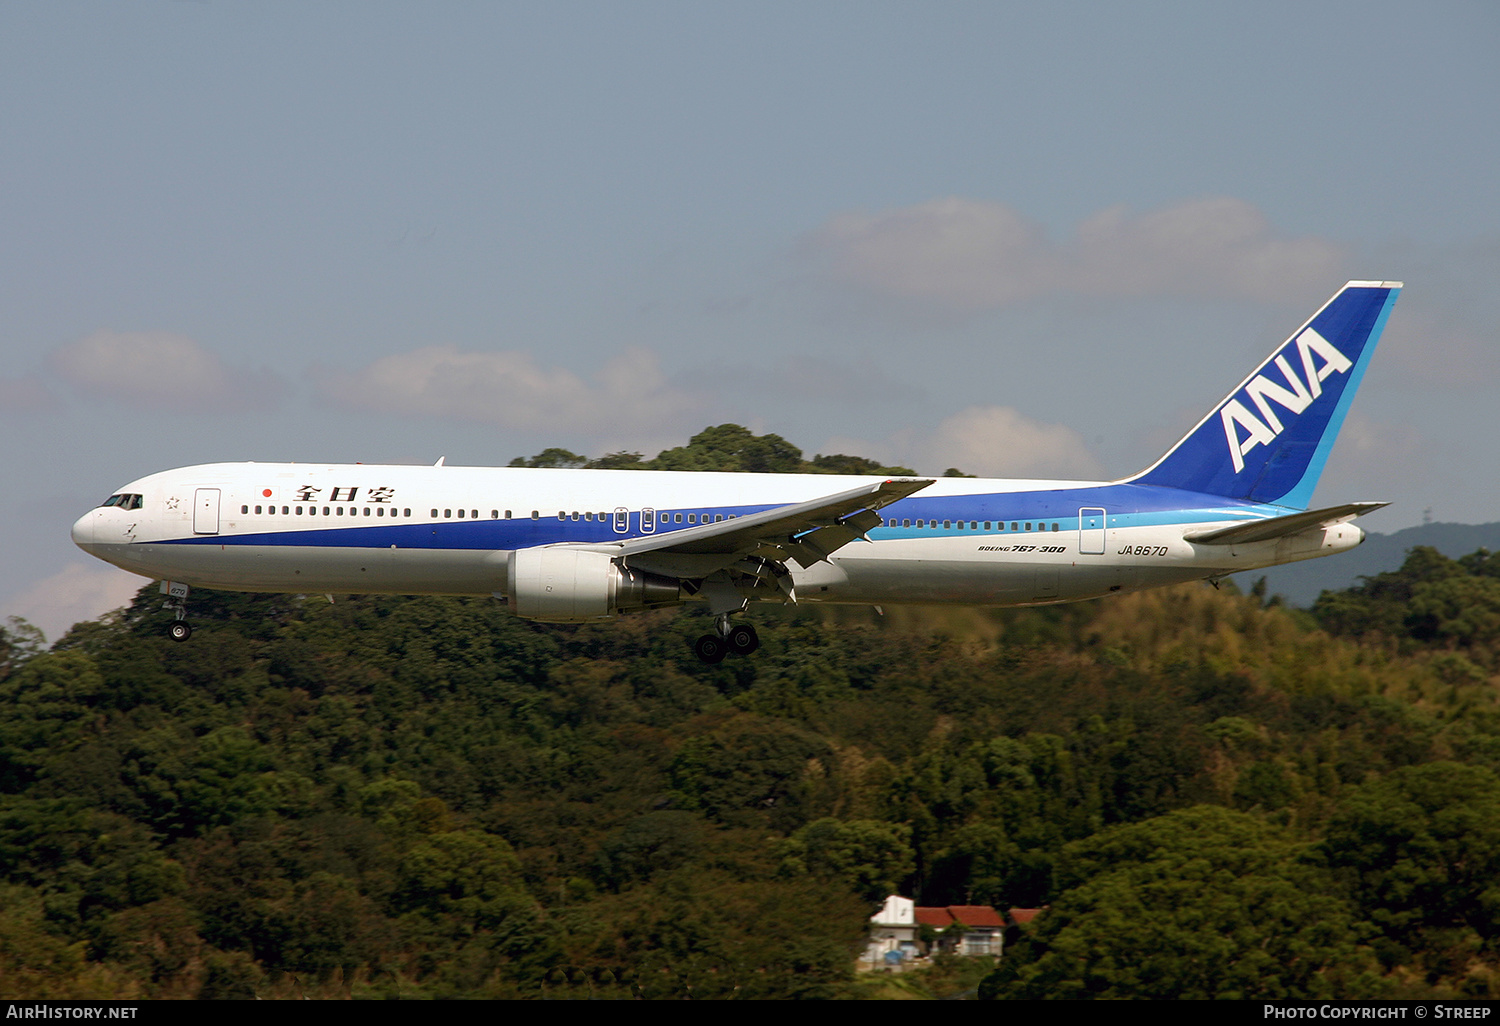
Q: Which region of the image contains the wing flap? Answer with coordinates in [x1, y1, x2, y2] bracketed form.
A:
[1183, 501, 1388, 546]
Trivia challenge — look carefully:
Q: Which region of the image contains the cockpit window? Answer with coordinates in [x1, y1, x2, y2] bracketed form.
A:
[100, 493, 143, 510]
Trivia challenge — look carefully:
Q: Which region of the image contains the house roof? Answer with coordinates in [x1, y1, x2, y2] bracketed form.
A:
[914, 904, 1004, 928]
[946, 905, 1004, 927]
[1007, 907, 1042, 925]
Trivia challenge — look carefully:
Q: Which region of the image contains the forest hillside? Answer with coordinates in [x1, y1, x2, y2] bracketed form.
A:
[3, 427, 1498, 999]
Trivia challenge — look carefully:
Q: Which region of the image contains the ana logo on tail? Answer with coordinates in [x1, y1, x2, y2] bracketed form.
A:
[1129, 281, 1400, 507]
[1220, 327, 1353, 473]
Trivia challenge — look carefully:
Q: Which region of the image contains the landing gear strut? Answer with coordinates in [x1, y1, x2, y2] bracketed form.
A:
[161, 581, 193, 642]
[693, 614, 760, 664]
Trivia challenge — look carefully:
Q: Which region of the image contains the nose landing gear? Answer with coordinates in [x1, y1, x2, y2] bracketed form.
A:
[160, 581, 193, 642]
[693, 615, 759, 664]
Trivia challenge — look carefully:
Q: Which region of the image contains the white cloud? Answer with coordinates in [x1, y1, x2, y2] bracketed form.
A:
[823, 404, 1104, 480]
[50, 330, 285, 410]
[805, 196, 1345, 312]
[0, 563, 148, 646]
[924, 406, 1106, 479]
[318, 345, 707, 434]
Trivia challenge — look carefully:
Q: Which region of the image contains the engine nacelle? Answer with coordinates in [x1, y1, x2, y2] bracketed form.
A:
[507, 547, 683, 623]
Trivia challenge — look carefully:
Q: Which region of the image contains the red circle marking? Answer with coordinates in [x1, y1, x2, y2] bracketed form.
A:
[263, 489, 272, 497]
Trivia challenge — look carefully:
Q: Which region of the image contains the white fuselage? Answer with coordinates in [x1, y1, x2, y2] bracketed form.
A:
[71, 462, 1364, 611]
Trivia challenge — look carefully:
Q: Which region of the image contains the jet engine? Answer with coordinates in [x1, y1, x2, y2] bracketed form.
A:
[507, 547, 683, 623]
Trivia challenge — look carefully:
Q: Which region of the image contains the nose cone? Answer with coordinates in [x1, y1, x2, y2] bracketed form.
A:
[71, 509, 96, 552]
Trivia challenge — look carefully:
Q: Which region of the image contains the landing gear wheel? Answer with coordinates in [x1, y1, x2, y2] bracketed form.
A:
[727, 623, 760, 655]
[168, 621, 193, 643]
[693, 634, 728, 665]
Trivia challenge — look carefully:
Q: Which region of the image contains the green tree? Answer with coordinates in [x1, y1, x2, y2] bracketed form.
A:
[1405, 575, 1500, 647]
[1321, 762, 1500, 949]
[776, 817, 914, 902]
[651, 424, 803, 473]
[1312, 546, 1463, 639]
[982, 806, 1376, 1000]
[808, 454, 917, 476]
[508, 448, 586, 469]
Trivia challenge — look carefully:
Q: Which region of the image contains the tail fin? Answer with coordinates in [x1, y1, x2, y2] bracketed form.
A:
[1129, 280, 1401, 508]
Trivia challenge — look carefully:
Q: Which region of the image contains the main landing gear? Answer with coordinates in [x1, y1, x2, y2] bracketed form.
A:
[161, 581, 193, 642]
[693, 615, 760, 664]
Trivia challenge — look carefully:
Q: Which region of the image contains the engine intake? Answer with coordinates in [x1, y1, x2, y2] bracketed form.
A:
[508, 547, 682, 622]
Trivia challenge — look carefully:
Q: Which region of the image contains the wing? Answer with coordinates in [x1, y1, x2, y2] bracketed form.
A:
[611, 477, 934, 580]
[1182, 501, 1387, 545]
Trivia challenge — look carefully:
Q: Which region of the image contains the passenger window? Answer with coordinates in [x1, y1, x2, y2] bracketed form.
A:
[242, 505, 249, 514]
[363, 507, 371, 517]
[1052, 523, 1059, 532]
[984, 521, 991, 529]
[403, 509, 411, 517]
[296, 506, 302, 515]
[458, 509, 465, 518]
[688, 514, 697, 524]
[472, 510, 478, 519]
[944, 520, 952, 529]
[902, 519, 911, 527]
[530, 511, 539, 520]
[956, 520, 964, 530]
[1011, 522, 1018, 531]
[255, 506, 262, 514]
[584, 511, 592, 521]
[675, 513, 683, 523]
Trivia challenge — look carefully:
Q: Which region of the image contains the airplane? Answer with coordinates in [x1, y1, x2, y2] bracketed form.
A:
[72, 280, 1401, 664]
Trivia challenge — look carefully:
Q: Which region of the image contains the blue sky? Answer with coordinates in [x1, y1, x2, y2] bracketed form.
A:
[3, 1, 1497, 640]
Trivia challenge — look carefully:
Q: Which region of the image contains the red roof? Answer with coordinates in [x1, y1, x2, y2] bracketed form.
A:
[914, 907, 954, 927]
[946, 905, 1004, 927]
[1007, 907, 1042, 925]
[914, 905, 1004, 928]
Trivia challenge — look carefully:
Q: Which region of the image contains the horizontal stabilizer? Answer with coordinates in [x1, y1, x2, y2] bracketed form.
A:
[1183, 501, 1388, 546]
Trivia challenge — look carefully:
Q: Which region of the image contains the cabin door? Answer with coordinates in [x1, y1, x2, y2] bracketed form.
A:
[194, 488, 221, 535]
[1078, 507, 1105, 555]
